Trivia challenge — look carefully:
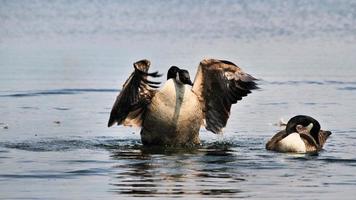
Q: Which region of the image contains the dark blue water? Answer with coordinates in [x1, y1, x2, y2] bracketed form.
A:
[1, 0, 356, 199]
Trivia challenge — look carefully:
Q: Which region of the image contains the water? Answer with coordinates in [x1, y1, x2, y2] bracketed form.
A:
[1, 0, 356, 199]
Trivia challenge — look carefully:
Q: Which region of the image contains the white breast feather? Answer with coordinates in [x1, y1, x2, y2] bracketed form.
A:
[277, 133, 306, 153]
[147, 79, 202, 126]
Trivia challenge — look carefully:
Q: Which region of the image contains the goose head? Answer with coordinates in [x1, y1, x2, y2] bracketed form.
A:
[167, 66, 193, 86]
[285, 115, 322, 144]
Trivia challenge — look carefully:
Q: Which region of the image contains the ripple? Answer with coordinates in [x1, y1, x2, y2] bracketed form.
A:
[0, 168, 111, 180]
[302, 102, 317, 105]
[325, 81, 356, 85]
[59, 159, 113, 164]
[0, 174, 71, 179]
[19, 106, 39, 110]
[267, 80, 324, 85]
[288, 155, 356, 167]
[0, 138, 135, 152]
[320, 158, 356, 165]
[109, 183, 247, 198]
[0, 134, 354, 198]
[53, 107, 70, 111]
[0, 88, 118, 98]
[0, 137, 247, 153]
[266, 80, 356, 86]
[338, 87, 356, 91]
[66, 168, 110, 175]
[259, 102, 288, 105]
[0, 139, 99, 152]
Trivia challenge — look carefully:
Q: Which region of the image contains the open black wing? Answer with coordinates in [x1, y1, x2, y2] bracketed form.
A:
[192, 59, 258, 134]
[108, 59, 161, 127]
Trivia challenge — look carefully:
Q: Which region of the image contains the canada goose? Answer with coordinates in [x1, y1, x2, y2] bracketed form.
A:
[108, 59, 258, 146]
[266, 115, 332, 153]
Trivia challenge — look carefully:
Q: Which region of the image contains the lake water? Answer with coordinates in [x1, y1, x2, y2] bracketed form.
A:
[1, 0, 356, 199]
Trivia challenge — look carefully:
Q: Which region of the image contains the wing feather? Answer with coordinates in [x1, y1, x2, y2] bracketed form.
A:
[266, 130, 288, 150]
[108, 59, 161, 127]
[192, 59, 258, 134]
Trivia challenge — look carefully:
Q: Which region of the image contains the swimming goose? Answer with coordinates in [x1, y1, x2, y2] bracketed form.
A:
[266, 115, 332, 153]
[108, 59, 258, 146]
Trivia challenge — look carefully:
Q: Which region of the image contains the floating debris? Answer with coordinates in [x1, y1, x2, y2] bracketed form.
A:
[1, 123, 9, 129]
[274, 118, 287, 127]
[53, 121, 61, 124]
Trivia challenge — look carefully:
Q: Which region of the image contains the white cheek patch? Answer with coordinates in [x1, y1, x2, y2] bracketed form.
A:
[176, 72, 183, 84]
[296, 123, 314, 134]
[306, 123, 314, 133]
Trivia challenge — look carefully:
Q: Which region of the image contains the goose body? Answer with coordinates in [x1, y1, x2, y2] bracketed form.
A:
[266, 115, 332, 153]
[108, 59, 258, 146]
[276, 132, 306, 153]
[141, 79, 203, 145]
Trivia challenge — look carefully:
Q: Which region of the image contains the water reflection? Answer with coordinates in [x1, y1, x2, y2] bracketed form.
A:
[109, 145, 248, 198]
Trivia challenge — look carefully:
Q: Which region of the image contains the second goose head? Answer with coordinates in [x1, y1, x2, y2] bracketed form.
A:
[286, 115, 321, 139]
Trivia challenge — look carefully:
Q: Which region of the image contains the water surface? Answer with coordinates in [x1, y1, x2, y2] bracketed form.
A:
[1, 0, 356, 199]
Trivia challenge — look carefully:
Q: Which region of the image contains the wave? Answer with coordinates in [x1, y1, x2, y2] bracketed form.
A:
[0, 88, 119, 98]
[0, 167, 113, 180]
[290, 156, 356, 166]
[0, 137, 138, 152]
[265, 80, 356, 86]
[1, 0, 355, 42]
[0, 136, 265, 153]
[1, 79, 355, 98]
[338, 87, 356, 91]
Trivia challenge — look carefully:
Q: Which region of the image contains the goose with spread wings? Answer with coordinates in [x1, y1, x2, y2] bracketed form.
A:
[108, 59, 258, 146]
